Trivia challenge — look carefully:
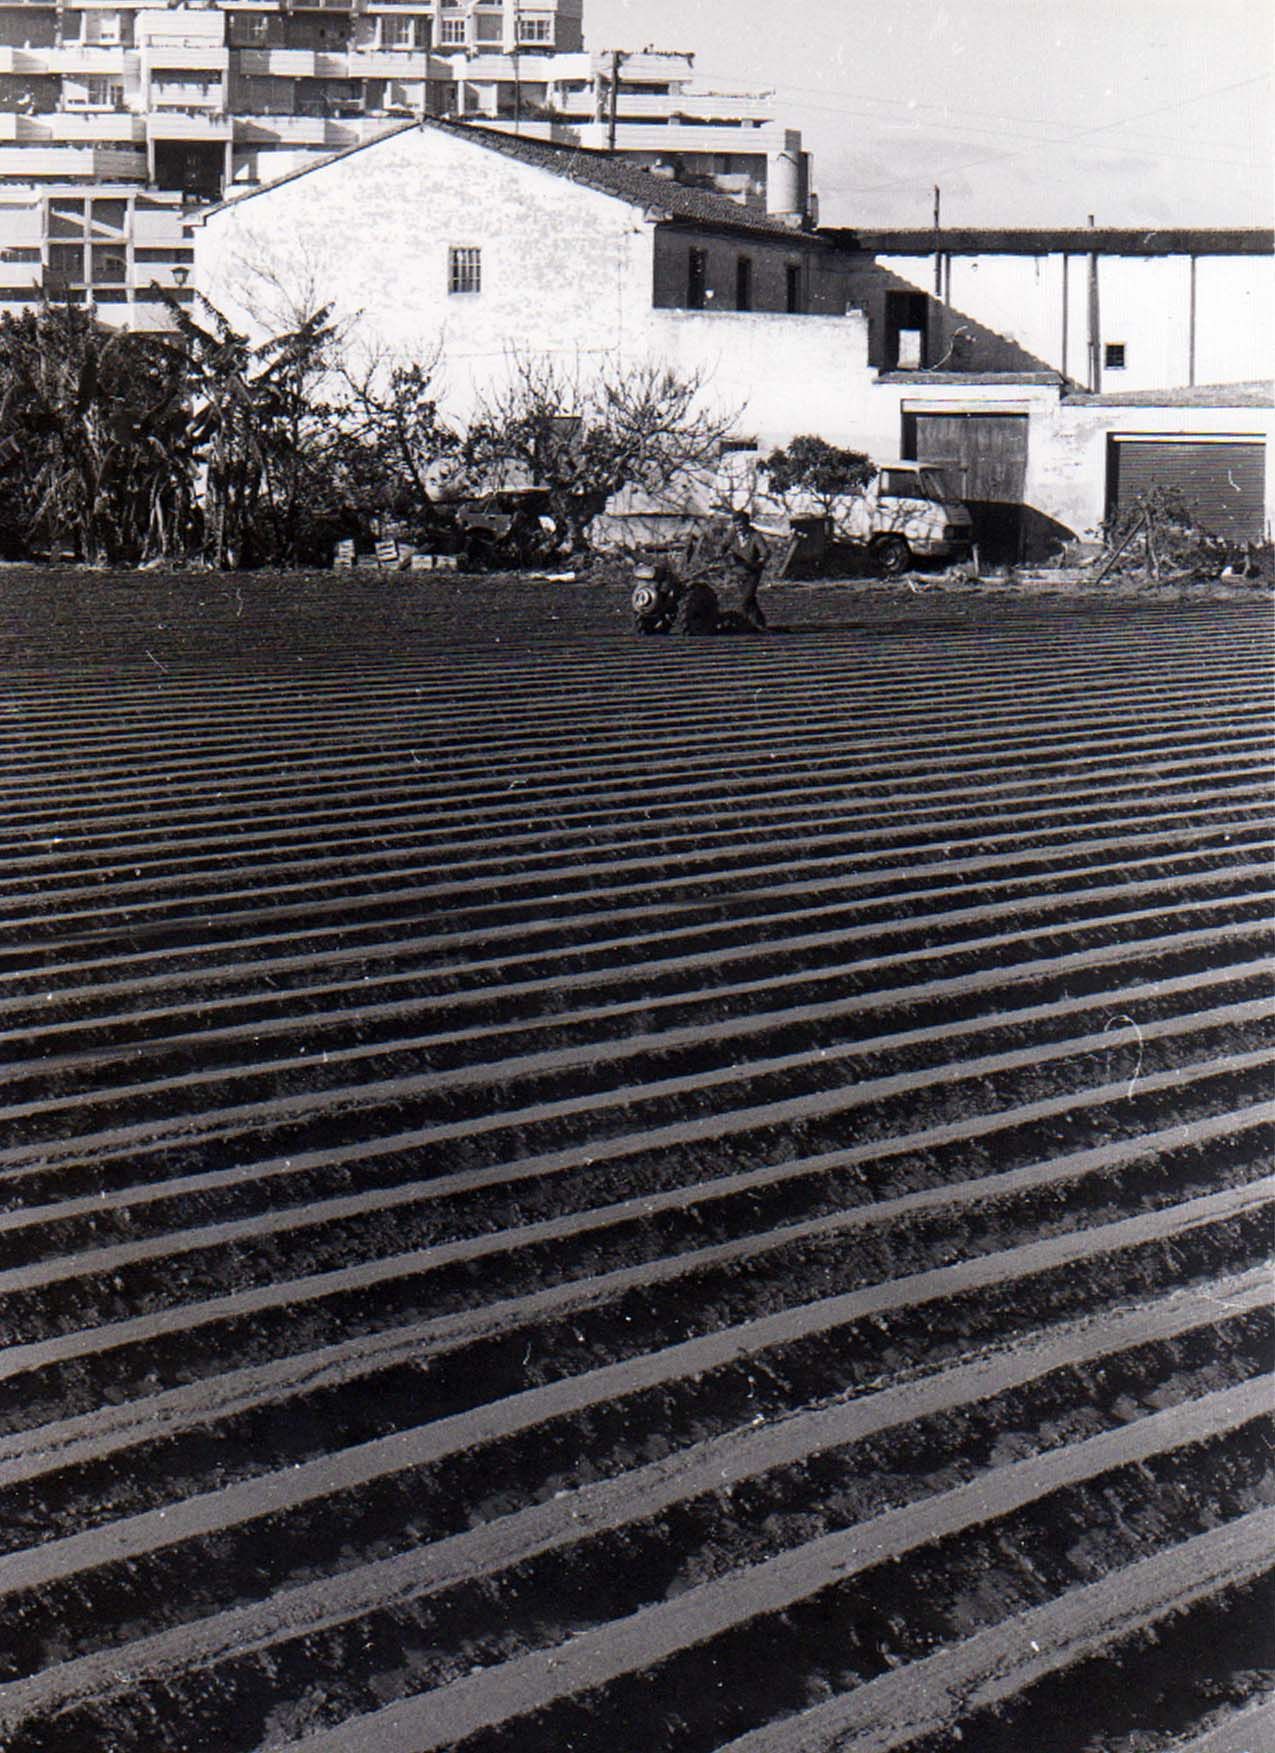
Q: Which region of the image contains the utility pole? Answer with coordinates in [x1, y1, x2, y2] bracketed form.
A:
[1086, 212, 1101, 392]
[512, 1, 521, 133]
[607, 47, 621, 150]
[932, 184, 942, 295]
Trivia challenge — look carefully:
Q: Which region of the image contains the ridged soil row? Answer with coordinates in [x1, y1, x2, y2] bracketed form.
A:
[0, 584, 1270, 1749]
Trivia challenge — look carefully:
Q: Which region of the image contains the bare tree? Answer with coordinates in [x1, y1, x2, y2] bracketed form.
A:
[463, 353, 742, 553]
[334, 341, 459, 529]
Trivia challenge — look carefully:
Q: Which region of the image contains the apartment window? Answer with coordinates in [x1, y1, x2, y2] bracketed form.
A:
[64, 74, 121, 108]
[448, 245, 481, 294]
[380, 14, 414, 48]
[518, 17, 552, 42]
[1104, 342, 1126, 370]
[86, 75, 122, 107]
[92, 198, 127, 230]
[687, 247, 707, 310]
[91, 245, 127, 283]
[47, 242, 85, 282]
[785, 263, 803, 314]
[439, 18, 466, 42]
[48, 198, 85, 239]
[83, 11, 122, 44]
[229, 14, 269, 46]
[735, 255, 752, 312]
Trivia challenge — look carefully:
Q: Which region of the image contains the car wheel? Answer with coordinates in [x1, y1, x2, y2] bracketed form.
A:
[873, 535, 912, 577]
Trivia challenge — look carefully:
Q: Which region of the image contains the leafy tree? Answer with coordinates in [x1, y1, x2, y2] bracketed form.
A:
[462, 355, 740, 554]
[0, 300, 195, 564]
[157, 291, 342, 567]
[762, 435, 876, 519]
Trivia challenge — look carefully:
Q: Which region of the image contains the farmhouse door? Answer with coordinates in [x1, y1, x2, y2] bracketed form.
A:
[907, 412, 1030, 562]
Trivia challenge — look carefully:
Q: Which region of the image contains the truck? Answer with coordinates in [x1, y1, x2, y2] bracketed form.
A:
[715, 452, 975, 578]
[825, 460, 974, 575]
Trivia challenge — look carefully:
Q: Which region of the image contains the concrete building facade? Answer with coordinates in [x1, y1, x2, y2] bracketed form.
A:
[0, 0, 810, 326]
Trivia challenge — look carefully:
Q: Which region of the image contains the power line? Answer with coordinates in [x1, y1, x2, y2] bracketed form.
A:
[839, 69, 1274, 192]
[682, 64, 1271, 155]
[675, 64, 1270, 175]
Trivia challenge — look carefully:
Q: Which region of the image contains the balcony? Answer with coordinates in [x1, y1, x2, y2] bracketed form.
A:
[34, 112, 146, 141]
[0, 47, 48, 73]
[345, 46, 435, 78]
[44, 44, 137, 73]
[0, 142, 146, 175]
[232, 110, 398, 147]
[572, 119, 793, 154]
[235, 46, 315, 76]
[141, 43, 230, 72]
[146, 110, 231, 139]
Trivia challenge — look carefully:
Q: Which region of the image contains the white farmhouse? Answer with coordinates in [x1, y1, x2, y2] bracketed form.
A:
[188, 117, 870, 447]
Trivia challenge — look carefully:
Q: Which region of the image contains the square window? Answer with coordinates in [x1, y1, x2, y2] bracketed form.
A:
[518, 17, 551, 42]
[439, 18, 465, 43]
[1104, 342, 1126, 370]
[381, 15, 413, 48]
[85, 76, 122, 107]
[83, 11, 122, 44]
[448, 245, 481, 294]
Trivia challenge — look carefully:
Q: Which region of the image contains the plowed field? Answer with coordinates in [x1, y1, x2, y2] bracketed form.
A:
[1, 568, 1271, 1751]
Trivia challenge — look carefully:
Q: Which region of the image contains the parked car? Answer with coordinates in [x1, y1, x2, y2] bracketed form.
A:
[844, 461, 975, 573]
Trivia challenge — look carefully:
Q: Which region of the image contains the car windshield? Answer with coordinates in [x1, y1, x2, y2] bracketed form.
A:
[879, 466, 954, 503]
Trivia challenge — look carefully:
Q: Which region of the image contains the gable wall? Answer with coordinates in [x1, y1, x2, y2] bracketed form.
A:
[193, 125, 655, 415]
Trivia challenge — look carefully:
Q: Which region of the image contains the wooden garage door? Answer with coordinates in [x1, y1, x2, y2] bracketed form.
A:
[908, 413, 1030, 561]
[1108, 437, 1267, 540]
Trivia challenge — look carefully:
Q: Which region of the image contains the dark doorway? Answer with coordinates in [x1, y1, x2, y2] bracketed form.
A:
[785, 264, 802, 313]
[905, 410, 1030, 562]
[885, 289, 929, 368]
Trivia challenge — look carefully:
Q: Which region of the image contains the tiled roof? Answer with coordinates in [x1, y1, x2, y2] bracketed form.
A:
[195, 115, 814, 243]
[1063, 380, 1273, 408]
[429, 118, 813, 238]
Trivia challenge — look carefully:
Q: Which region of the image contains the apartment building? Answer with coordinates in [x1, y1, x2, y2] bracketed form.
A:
[0, 0, 809, 326]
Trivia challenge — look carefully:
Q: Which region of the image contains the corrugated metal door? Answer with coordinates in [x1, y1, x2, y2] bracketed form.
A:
[909, 413, 1030, 561]
[1109, 437, 1267, 540]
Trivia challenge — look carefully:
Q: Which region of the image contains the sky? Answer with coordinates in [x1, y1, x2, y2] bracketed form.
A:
[584, 0, 1274, 228]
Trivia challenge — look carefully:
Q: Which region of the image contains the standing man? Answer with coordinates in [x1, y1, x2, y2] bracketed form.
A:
[687, 508, 768, 631]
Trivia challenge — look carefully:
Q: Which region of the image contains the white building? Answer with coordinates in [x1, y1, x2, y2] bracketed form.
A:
[0, 0, 810, 326]
[831, 227, 1272, 394]
[189, 117, 860, 442]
